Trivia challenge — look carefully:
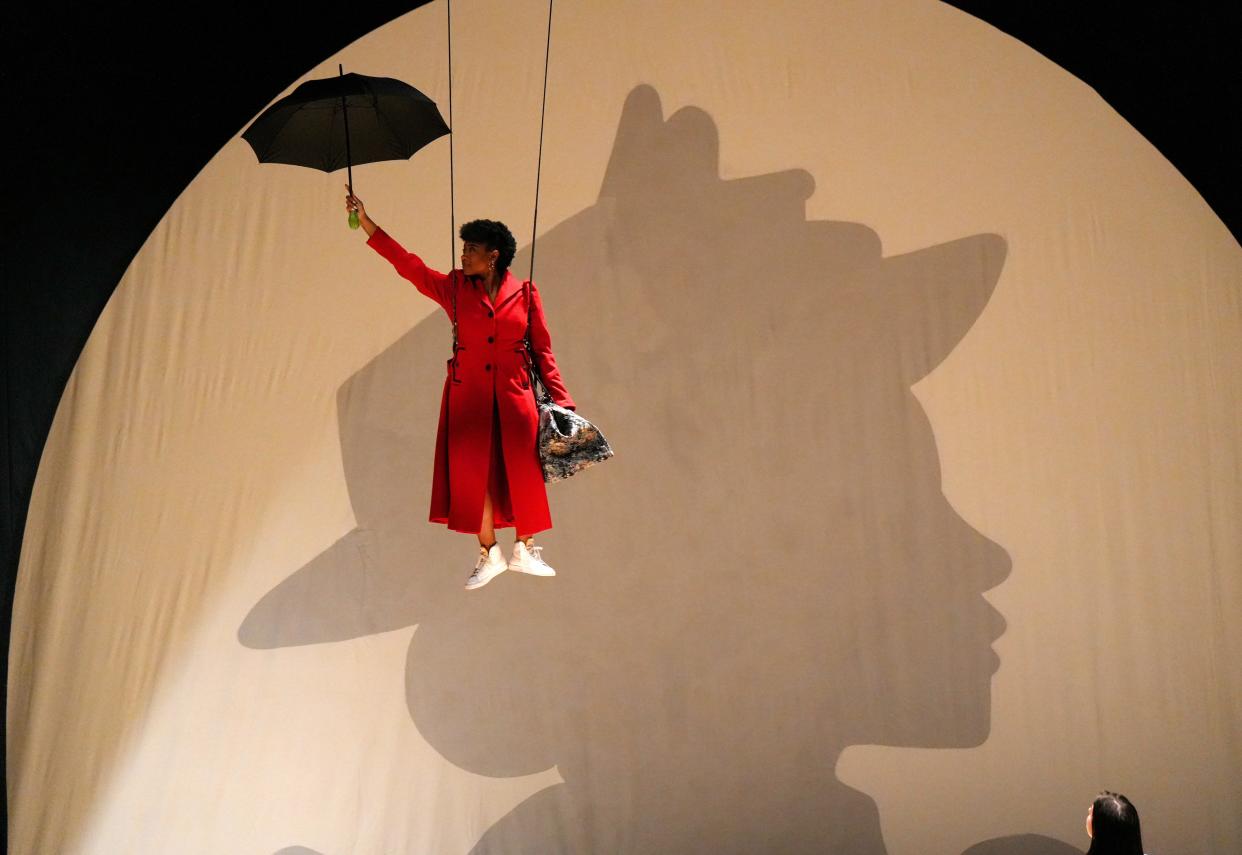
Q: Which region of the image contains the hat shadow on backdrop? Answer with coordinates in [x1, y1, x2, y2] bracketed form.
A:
[242, 84, 1012, 854]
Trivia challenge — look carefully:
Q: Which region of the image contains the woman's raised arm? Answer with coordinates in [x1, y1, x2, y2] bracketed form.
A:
[347, 186, 453, 312]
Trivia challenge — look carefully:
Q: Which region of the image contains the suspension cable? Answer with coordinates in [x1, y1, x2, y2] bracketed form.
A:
[529, 0, 554, 282]
[447, 0, 456, 275]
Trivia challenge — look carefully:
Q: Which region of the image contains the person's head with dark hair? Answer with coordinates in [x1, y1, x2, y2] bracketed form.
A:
[1086, 791, 1144, 855]
[459, 219, 517, 282]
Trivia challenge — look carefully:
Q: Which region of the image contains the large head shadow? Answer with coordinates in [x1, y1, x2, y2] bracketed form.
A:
[243, 85, 1011, 853]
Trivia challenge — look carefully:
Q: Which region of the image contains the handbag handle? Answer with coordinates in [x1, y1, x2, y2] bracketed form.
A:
[524, 281, 553, 405]
[450, 273, 459, 353]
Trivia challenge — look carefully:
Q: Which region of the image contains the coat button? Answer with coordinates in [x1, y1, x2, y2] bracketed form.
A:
[488, 310, 494, 318]
[485, 364, 491, 371]
[487, 336, 494, 343]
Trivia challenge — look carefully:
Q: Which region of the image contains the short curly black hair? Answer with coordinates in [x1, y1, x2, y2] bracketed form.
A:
[459, 219, 517, 277]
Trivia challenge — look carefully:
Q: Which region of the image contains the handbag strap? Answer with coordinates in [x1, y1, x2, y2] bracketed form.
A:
[524, 280, 531, 346]
[451, 273, 459, 354]
[524, 281, 551, 403]
[524, 280, 537, 377]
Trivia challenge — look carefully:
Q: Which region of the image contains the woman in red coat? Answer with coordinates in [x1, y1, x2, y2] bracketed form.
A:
[345, 188, 575, 590]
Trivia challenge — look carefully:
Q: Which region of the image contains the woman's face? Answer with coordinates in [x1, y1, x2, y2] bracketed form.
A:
[1085, 803, 1094, 839]
[461, 241, 499, 278]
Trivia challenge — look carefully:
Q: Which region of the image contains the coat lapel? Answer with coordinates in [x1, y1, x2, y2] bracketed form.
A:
[468, 275, 489, 312]
[493, 270, 523, 312]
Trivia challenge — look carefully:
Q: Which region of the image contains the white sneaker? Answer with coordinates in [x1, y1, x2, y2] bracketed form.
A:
[508, 541, 557, 577]
[465, 543, 507, 590]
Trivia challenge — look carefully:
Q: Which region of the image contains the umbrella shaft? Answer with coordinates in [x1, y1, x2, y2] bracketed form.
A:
[339, 63, 354, 190]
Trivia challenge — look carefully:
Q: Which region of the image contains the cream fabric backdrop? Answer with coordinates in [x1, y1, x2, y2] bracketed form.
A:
[9, 1, 1240, 853]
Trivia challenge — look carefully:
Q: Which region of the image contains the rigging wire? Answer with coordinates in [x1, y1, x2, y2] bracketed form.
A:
[529, 0, 554, 282]
[447, 0, 456, 274]
[446, 0, 553, 283]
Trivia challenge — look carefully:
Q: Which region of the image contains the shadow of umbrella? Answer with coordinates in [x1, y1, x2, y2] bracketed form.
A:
[963, 835, 1083, 855]
[245, 84, 1012, 854]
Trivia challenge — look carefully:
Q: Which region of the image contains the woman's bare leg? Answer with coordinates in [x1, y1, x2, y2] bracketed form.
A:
[478, 490, 497, 548]
[515, 532, 534, 547]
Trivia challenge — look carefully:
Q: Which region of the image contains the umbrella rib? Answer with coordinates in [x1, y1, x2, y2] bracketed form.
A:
[329, 102, 343, 171]
[248, 102, 304, 161]
[298, 100, 337, 170]
[373, 104, 411, 158]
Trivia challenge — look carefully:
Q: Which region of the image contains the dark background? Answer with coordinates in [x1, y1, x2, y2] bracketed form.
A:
[3, 0, 1237, 836]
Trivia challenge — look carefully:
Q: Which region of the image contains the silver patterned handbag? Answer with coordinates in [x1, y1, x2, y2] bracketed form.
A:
[523, 282, 614, 483]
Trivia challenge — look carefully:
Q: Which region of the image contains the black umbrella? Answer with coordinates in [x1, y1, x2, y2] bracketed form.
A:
[242, 65, 450, 228]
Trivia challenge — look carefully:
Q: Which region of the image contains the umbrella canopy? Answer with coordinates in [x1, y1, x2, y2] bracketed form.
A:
[242, 72, 450, 173]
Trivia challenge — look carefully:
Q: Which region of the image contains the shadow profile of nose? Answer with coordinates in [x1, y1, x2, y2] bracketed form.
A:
[980, 532, 1014, 593]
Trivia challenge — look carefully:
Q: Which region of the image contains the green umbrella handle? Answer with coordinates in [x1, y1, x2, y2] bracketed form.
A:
[348, 209, 360, 230]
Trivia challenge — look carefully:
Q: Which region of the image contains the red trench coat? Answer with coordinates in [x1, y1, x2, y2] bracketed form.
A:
[368, 228, 575, 535]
